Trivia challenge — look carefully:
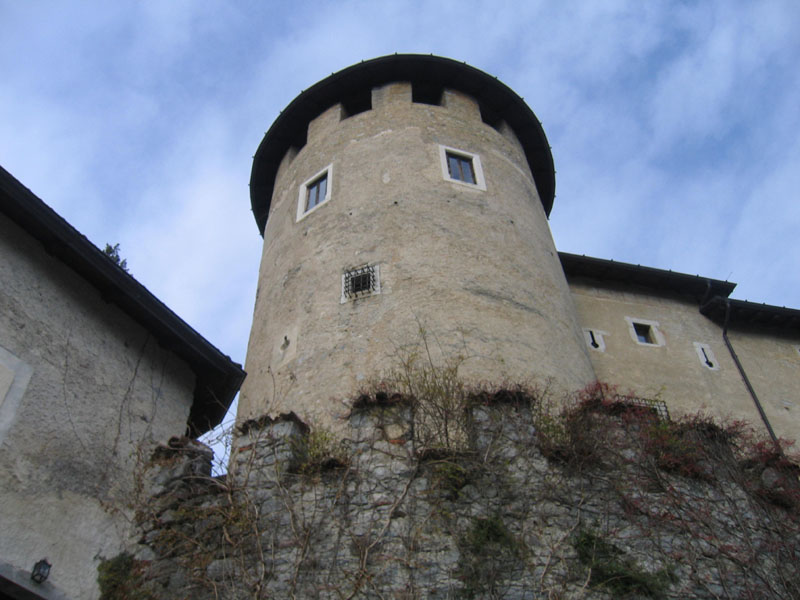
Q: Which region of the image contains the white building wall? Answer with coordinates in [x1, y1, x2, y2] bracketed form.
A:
[0, 214, 195, 599]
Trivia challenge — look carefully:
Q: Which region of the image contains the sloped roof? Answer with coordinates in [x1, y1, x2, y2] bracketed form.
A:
[700, 296, 800, 331]
[561, 252, 800, 332]
[559, 252, 736, 302]
[0, 166, 245, 435]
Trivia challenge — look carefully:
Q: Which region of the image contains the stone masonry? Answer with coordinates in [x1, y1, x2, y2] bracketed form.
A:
[126, 388, 799, 599]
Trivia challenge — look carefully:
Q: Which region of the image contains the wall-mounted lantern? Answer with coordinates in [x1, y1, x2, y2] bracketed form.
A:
[31, 559, 51, 583]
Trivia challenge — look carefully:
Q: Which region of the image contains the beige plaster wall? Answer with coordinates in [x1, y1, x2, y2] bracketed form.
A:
[0, 214, 196, 599]
[240, 82, 595, 431]
[723, 325, 800, 443]
[570, 279, 800, 442]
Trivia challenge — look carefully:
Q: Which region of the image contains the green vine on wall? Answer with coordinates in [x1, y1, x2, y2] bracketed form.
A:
[97, 553, 154, 600]
[573, 529, 673, 598]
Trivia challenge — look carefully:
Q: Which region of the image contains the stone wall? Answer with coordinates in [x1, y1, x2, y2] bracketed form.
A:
[126, 387, 799, 599]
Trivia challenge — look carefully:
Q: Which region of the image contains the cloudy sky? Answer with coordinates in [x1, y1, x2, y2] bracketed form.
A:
[2, 1, 799, 441]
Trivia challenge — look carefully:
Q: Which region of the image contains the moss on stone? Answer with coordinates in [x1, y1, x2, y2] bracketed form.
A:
[574, 530, 672, 597]
[97, 553, 153, 600]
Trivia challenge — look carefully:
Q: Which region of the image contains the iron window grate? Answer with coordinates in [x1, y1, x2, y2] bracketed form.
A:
[344, 265, 377, 299]
[613, 395, 670, 421]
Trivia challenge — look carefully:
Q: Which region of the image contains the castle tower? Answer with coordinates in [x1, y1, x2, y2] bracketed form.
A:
[240, 55, 595, 429]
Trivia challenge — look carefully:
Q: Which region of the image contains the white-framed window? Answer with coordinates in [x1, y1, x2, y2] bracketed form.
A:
[297, 165, 332, 221]
[438, 145, 486, 190]
[341, 265, 381, 303]
[583, 329, 607, 352]
[693, 342, 719, 370]
[625, 317, 665, 347]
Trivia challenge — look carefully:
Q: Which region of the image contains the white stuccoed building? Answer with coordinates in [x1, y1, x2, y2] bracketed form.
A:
[0, 167, 244, 600]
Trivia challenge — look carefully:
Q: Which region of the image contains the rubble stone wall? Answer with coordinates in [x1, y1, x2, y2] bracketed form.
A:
[127, 394, 800, 599]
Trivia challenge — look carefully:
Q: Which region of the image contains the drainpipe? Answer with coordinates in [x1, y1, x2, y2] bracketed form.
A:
[721, 298, 781, 450]
[699, 279, 713, 308]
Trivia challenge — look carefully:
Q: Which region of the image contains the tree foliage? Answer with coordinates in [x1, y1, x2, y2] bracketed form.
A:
[103, 242, 129, 272]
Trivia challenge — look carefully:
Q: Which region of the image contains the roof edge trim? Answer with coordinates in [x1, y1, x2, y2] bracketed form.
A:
[0, 165, 245, 435]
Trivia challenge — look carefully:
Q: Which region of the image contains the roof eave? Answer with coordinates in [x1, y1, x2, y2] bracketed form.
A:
[0, 166, 245, 436]
[559, 252, 736, 302]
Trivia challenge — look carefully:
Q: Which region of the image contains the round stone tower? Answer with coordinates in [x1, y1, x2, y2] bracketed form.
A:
[240, 55, 595, 429]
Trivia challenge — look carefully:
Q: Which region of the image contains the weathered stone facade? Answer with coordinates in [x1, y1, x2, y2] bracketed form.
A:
[129, 391, 800, 599]
[241, 57, 596, 432]
[0, 213, 193, 598]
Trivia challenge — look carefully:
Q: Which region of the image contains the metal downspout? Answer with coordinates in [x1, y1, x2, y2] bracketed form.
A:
[699, 279, 713, 308]
[721, 298, 781, 449]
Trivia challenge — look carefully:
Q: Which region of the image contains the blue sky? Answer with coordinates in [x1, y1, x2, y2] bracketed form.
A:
[2, 1, 799, 444]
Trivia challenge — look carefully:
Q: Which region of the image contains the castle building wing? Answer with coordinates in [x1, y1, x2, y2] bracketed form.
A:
[562, 251, 800, 445]
[559, 252, 736, 303]
[561, 251, 800, 332]
[1, 164, 245, 599]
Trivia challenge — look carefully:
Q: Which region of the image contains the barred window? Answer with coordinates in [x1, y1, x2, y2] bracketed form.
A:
[342, 265, 380, 302]
[620, 396, 670, 421]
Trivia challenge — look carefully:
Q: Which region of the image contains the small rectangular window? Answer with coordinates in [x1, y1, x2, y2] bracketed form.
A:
[438, 145, 486, 190]
[297, 165, 332, 221]
[349, 271, 372, 295]
[626, 317, 664, 347]
[342, 265, 381, 302]
[620, 396, 670, 421]
[447, 153, 476, 184]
